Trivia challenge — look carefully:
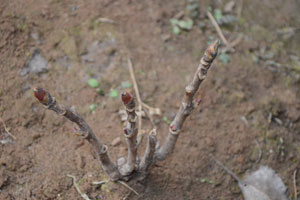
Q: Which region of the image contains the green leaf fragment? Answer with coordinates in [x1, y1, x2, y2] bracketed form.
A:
[138, 69, 146, 76]
[88, 78, 99, 88]
[96, 88, 105, 96]
[200, 178, 214, 184]
[172, 26, 181, 35]
[109, 89, 119, 98]
[170, 18, 179, 25]
[121, 81, 132, 88]
[162, 116, 172, 124]
[89, 103, 98, 112]
[187, 3, 199, 12]
[177, 19, 194, 30]
[218, 53, 231, 64]
[214, 9, 223, 22]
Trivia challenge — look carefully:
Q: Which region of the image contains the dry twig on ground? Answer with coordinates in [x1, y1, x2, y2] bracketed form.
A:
[294, 169, 298, 200]
[67, 175, 91, 200]
[127, 58, 161, 147]
[127, 58, 144, 146]
[0, 117, 16, 140]
[206, 11, 241, 51]
[33, 41, 219, 185]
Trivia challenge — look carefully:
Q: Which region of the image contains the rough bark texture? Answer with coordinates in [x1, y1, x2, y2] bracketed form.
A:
[139, 131, 157, 173]
[33, 40, 219, 182]
[118, 92, 138, 177]
[155, 40, 219, 161]
[33, 88, 120, 181]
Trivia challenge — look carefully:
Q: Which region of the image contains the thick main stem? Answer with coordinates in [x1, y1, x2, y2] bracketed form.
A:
[33, 88, 120, 181]
[155, 40, 219, 161]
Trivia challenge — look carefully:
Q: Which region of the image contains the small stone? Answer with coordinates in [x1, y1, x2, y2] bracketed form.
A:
[224, 1, 235, 13]
[161, 34, 171, 42]
[173, 11, 184, 19]
[111, 137, 121, 147]
[287, 106, 300, 122]
[230, 142, 243, 154]
[236, 155, 246, 164]
[266, 130, 278, 139]
[204, 137, 214, 147]
[249, 146, 260, 162]
[21, 50, 48, 76]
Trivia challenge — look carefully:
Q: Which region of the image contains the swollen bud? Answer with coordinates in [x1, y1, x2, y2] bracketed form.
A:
[121, 92, 133, 105]
[33, 87, 48, 103]
[205, 39, 219, 61]
[170, 124, 176, 132]
[196, 98, 202, 105]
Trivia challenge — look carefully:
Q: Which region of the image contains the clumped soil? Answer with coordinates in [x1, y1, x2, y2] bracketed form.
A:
[0, 0, 300, 199]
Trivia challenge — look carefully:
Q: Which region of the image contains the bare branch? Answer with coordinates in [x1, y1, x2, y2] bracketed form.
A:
[0, 117, 16, 140]
[118, 92, 138, 176]
[139, 129, 157, 174]
[155, 40, 219, 161]
[33, 88, 120, 181]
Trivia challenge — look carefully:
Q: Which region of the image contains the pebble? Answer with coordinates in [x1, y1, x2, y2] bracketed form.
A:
[111, 137, 121, 147]
[20, 49, 48, 76]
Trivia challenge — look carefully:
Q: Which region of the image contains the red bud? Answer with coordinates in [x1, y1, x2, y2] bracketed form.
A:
[73, 127, 78, 133]
[196, 98, 202, 105]
[123, 128, 128, 135]
[170, 124, 176, 132]
[121, 92, 132, 105]
[33, 88, 46, 102]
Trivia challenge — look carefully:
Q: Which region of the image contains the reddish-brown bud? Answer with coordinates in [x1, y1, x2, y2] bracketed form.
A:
[33, 87, 46, 102]
[196, 98, 202, 105]
[123, 128, 128, 135]
[170, 124, 176, 132]
[73, 127, 78, 133]
[121, 92, 132, 105]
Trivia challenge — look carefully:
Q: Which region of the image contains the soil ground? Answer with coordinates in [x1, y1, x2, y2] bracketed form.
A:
[0, 0, 300, 199]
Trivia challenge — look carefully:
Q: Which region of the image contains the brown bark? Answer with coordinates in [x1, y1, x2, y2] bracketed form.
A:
[119, 92, 138, 176]
[155, 40, 219, 161]
[139, 130, 157, 173]
[33, 88, 120, 181]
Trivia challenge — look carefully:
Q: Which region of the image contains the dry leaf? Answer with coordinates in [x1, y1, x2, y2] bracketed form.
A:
[241, 166, 289, 200]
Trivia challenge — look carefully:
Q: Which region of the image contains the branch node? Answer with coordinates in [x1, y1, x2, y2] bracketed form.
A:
[185, 85, 194, 94]
[169, 125, 180, 135]
[200, 58, 210, 69]
[126, 107, 135, 113]
[198, 70, 207, 80]
[124, 128, 138, 139]
[99, 145, 108, 155]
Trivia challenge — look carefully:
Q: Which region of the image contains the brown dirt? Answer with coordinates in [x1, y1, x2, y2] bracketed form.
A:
[0, 0, 300, 199]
